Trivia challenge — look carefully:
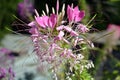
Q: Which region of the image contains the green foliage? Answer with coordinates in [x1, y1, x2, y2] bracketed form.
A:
[85, 0, 120, 30]
[69, 69, 93, 80]
[79, 0, 120, 80]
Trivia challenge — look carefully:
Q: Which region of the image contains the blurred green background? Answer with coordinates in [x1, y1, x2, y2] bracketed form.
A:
[0, 0, 120, 80]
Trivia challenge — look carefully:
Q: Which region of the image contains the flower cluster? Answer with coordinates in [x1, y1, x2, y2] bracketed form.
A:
[28, 0, 94, 79]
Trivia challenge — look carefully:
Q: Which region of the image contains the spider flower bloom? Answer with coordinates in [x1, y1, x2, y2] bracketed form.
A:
[27, 1, 94, 79]
[67, 5, 85, 22]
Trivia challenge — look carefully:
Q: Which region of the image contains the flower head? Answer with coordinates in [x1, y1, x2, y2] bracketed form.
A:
[27, 1, 94, 79]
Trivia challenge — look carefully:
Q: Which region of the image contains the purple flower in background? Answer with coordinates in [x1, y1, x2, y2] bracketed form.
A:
[8, 67, 15, 80]
[0, 67, 15, 80]
[0, 48, 15, 80]
[0, 48, 11, 54]
[0, 67, 7, 79]
[17, 0, 34, 19]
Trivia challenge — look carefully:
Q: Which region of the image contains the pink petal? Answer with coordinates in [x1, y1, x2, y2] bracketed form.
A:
[56, 25, 64, 31]
[77, 24, 88, 33]
[67, 5, 85, 22]
[74, 6, 79, 12]
[58, 31, 64, 40]
[63, 26, 72, 32]
[35, 16, 46, 28]
[70, 30, 79, 36]
[28, 21, 35, 27]
[54, 31, 64, 41]
[42, 16, 49, 27]
[67, 5, 73, 22]
[29, 27, 39, 35]
[48, 14, 57, 28]
[77, 11, 85, 22]
[67, 49, 75, 58]
[63, 26, 78, 36]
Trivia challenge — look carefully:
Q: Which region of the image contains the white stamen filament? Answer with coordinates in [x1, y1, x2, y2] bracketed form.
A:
[46, 4, 49, 14]
[52, 7, 55, 14]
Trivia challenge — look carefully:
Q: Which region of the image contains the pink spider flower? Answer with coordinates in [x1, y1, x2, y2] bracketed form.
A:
[27, 0, 94, 78]
[67, 5, 85, 22]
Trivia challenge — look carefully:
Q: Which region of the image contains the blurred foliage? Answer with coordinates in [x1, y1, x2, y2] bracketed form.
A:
[0, 0, 22, 40]
[85, 0, 120, 30]
[78, 0, 120, 80]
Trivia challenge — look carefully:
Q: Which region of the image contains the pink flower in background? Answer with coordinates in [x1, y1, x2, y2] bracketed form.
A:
[107, 24, 120, 40]
[67, 5, 85, 22]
